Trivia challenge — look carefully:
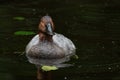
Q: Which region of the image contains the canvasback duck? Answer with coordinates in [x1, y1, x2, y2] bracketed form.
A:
[26, 16, 76, 68]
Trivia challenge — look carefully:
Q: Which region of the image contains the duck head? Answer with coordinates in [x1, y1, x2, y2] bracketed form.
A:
[38, 16, 55, 41]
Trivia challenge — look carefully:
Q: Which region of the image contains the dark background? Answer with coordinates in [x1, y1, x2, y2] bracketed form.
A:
[0, 0, 120, 80]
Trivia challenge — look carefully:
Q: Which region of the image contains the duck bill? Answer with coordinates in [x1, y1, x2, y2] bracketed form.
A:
[46, 23, 54, 35]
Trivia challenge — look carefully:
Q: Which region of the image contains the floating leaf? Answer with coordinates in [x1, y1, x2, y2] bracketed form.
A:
[41, 66, 58, 71]
[13, 17, 25, 21]
[14, 31, 36, 35]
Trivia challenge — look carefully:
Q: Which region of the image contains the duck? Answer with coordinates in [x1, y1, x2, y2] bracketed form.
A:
[26, 15, 76, 68]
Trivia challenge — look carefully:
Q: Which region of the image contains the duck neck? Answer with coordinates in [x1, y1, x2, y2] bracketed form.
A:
[39, 32, 53, 42]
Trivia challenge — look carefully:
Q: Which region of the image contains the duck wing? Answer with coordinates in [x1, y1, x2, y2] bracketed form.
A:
[26, 34, 39, 53]
[53, 33, 76, 56]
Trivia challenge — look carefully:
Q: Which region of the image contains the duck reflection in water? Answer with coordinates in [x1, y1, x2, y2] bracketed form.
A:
[25, 15, 76, 80]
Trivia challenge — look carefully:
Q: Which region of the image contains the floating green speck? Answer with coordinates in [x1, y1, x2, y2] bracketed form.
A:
[13, 17, 25, 21]
[14, 31, 36, 35]
[41, 66, 58, 71]
[71, 55, 79, 59]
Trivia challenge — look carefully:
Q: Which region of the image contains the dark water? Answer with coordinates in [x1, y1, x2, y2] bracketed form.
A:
[0, 0, 120, 80]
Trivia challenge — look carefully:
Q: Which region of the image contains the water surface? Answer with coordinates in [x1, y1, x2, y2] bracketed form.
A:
[0, 0, 120, 80]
